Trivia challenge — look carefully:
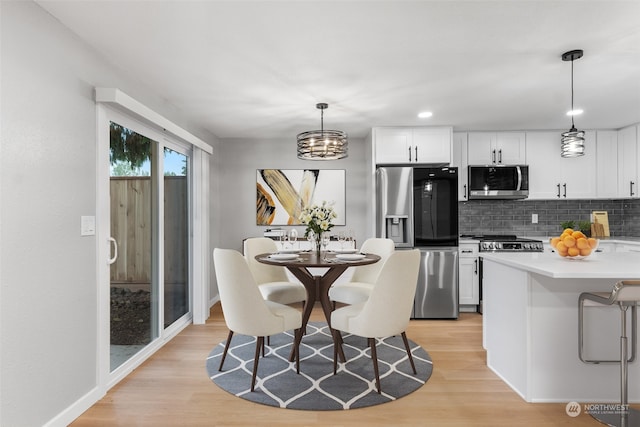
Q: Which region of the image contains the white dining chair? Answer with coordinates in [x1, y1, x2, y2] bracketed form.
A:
[213, 248, 302, 391]
[328, 238, 395, 307]
[243, 237, 307, 306]
[331, 249, 420, 394]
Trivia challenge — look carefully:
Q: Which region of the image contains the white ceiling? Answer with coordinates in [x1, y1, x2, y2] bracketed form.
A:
[37, 0, 640, 140]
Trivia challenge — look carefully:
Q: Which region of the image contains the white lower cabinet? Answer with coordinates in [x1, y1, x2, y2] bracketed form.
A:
[459, 243, 479, 306]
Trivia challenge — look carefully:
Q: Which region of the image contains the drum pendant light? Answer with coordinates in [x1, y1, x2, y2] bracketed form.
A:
[560, 49, 585, 158]
[297, 103, 348, 160]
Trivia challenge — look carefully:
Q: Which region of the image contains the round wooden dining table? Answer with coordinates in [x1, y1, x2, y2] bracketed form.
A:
[256, 250, 380, 362]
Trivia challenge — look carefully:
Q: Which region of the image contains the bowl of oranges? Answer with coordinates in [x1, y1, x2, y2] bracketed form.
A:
[550, 228, 599, 259]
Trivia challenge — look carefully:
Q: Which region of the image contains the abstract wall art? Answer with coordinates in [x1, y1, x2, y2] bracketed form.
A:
[256, 169, 346, 226]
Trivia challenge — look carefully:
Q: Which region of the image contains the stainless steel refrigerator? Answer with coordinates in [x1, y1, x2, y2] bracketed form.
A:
[376, 166, 459, 319]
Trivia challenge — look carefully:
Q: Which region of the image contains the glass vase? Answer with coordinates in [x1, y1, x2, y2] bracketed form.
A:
[315, 233, 322, 258]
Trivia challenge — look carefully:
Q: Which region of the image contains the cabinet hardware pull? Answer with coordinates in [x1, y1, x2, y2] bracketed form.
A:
[498, 149, 502, 164]
[474, 259, 478, 275]
[463, 184, 467, 199]
[557, 183, 561, 198]
[631, 181, 635, 197]
[408, 146, 412, 162]
[563, 183, 567, 198]
[414, 146, 418, 162]
[492, 149, 496, 164]
[461, 250, 472, 253]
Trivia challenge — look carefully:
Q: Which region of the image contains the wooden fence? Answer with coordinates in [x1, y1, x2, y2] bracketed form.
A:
[110, 176, 187, 286]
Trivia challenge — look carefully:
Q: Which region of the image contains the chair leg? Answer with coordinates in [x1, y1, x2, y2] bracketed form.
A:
[369, 337, 381, 394]
[251, 336, 264, 392]
[333, 330, 342, 375]
[294, 328, 301, 374]
[262, 337, 266, 357]
[267, 336, 270, 346]
[218, 330, 234, 371]
[621, 305, 630, 407]
[401, 332, 417, 374]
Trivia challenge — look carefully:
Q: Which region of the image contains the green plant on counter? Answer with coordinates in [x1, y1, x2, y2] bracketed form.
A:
[560, 220, 576, 230]
[578, 220, 591, 234]
[560, 220, 591, 236]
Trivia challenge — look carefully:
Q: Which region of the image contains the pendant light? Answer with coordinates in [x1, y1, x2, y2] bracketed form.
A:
[297, 103, 348, 160]
[560, 49, 585, 158]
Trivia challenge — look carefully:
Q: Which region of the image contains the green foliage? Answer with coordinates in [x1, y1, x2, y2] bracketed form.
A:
[560, 220, 576, 230]
[578, 220, 591, 233]
[111, 161, 150, 177]
[110, 122, 152, 167]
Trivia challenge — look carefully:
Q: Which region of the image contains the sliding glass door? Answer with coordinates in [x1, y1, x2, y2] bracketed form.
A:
[163, 147, 190, 329]
[107, 116, 191, 374]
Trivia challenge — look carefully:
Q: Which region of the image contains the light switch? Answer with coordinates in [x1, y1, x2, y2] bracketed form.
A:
[81, 215, 95, 236]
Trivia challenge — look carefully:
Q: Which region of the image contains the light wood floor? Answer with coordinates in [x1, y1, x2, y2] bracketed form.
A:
[72, 304, 603, 426]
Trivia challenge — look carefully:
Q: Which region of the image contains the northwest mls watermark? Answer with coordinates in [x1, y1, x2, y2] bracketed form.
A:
[566, 401, 630, 417]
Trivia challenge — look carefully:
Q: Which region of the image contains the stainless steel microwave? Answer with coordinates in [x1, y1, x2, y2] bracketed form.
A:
[468, 165, 529, 200]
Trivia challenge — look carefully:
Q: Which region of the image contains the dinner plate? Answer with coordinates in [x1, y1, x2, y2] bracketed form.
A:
[335, 253, 366, 261]
[278, 248, 300, 254]
[269, 253, 299, 260]
[333, 248, 358, 254]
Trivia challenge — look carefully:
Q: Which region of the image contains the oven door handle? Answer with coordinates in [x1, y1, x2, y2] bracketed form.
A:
[515, 166, 522, 191]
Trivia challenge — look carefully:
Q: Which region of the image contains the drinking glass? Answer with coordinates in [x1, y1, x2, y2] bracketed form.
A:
[346, 229, 355, 250]
[337, 231, 345, 250]
[307, 231, 316, 251]
[289, 229, 298, 249]
[321, 233, 330, 253]
[281, 233, 289, 250]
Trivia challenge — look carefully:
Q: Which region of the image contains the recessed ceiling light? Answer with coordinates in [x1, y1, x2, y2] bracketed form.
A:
[566, 109, 583, 116]
[418, 111, 433, 118]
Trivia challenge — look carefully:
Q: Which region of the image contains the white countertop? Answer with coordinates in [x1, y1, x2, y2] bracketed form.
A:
[480, 250, 640, 279]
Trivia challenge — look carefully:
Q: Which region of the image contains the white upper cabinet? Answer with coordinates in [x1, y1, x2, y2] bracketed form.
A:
[467, 132, 526, 165]
[617, 125, 639, 198]
[374, 127, 452, 165]
[595, 130, 618, 198]
[526, 131, 596, 199]
[452, 132, 469, 201]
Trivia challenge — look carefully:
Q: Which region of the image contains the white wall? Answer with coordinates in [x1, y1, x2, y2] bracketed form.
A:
[0, 2, 218, 425]
[217, 136, 372, 257]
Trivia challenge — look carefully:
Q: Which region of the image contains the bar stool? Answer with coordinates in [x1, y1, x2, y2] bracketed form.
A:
[579, 280, 640, 426]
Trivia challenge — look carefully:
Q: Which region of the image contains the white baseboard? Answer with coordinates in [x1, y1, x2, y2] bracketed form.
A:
[43, 386, 104, 427]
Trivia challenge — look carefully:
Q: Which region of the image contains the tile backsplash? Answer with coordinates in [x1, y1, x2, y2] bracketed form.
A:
[458, 198, 640, 237]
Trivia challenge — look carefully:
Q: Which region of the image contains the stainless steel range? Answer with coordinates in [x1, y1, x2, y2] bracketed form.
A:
[460, 235, 544, 314]
[463, 234, 544, 252]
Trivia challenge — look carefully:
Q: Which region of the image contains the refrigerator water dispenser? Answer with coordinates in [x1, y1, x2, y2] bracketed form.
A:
[385, 215, 410, 246]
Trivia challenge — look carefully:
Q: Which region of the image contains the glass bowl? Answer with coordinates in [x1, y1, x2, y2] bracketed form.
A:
[550, 236, 599, 260]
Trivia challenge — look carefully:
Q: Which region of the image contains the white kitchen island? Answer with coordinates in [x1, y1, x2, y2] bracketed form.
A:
[481, 250, 640, 403]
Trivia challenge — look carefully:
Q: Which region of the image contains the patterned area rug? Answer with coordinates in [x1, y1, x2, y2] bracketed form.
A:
[206, 322, 433, 410]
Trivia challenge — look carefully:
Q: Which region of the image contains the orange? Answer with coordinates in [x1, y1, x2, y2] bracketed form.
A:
[556, 241, 568, 253]
[580, 248, 592, 256]
[563, 228, 575, 234]
[587, 238, 598, 249]
[576, 238, 589, 250]
[557, 249, 569, 257]
[563, 235, 576, 248]
[568, 247, 580, 257]
[572, 231, 586, 240]
[550, 237, 561, 248]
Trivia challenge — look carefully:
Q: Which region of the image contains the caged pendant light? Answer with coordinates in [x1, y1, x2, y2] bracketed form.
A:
[560, 49, 585, 158]
[297, 103, 348, 160]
